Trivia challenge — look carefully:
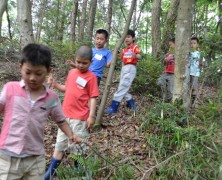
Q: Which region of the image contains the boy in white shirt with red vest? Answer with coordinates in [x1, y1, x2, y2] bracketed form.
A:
[105, 29, 141, 114]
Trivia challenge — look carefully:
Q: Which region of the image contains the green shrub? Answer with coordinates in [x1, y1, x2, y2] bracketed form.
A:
[132, 55, 162, 96]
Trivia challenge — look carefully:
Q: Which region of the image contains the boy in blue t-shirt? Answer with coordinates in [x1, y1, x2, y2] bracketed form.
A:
[67, 29, 112, 85]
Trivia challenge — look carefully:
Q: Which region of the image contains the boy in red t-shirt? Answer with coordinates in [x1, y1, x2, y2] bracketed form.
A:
[157, 38, 175, 102]
[45, 45, 99, 179]
[105, 29, 141, 114]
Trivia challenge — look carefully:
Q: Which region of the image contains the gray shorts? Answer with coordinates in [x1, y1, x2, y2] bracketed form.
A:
[55, 118, 89, 155]
[190, 75, 199, 91]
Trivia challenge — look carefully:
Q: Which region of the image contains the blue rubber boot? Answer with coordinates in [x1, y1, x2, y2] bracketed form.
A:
[104, 100, 120, 114]
[44, 158, 61, 180]
[126, 99, 137, 110]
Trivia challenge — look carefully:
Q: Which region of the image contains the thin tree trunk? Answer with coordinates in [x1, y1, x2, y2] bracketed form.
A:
[173, 0, 195, 109]
[105, 0, 113, 47]
[151, 0, 161, 59]
[70, 0, 78, 44]
[134, 1, 147, 31]
[95, 0, 137, 126]
[17, 0, 34, 48]
[78, 0, 88, 42]
[35, 0, 47, 42]
[6, 3, 12, 39]
[158, 0, 180, 58]
[0, 0, 8, 37]
[56, 0, 67, 41]
[53, 0, 60, 41]
[132, 0, 137, 30]
[218, 0, 222, 40]
[86, 0, 97, 42]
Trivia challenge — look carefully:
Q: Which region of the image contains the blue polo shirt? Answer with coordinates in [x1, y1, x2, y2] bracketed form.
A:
[89, 48, 112, 78]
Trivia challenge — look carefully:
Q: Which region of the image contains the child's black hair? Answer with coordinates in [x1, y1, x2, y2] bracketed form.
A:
[191, 36, 199, 44]
[127, 29, 135, 38]
[76, 45, 92, 61]
[20, 44, 51, 69]
[95, 29, 109, 39]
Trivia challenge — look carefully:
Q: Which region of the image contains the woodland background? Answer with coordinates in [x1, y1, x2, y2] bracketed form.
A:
[0, 0, 222, 179]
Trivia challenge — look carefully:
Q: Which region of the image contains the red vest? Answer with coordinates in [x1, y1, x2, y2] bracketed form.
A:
[164, 52, 174, 74]
[121, 44, 141, 65]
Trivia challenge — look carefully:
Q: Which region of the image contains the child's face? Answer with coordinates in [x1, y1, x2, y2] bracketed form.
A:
[20, 62, 51, 91]
[95, 33, 107, 49]
[169, 41, 175, 49]
[75, 55, 91, 73]
[191, 40, 199, 50]
[125, 35, 135, 46]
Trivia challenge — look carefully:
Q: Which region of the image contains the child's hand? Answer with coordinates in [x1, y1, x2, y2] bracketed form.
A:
[66, 60, 76, 68]
[69, 134, 82, 144]
[86, 116, 96, 129]
[47, 74, 56, 88]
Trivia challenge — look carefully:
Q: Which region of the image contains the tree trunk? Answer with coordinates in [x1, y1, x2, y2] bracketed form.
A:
[173, 0, 195, 109]
[86, 0, 97, 42]
[0, 0, 8, 37]
[17, 0, 35, 48]
[78, 0, 88, 42]
[134, 1, 147, 31]
[56, 0, 67, 41]
[6, 3, 12, 39]
[105, 0, 113, 47]
[70, 0, 78, 44]
[218, 0, 222, 39]
[132, 0, 137, 30]
[151, 0, 161, 59]
[35, 0, 47, 42]
[158, 0, 180, 59]
[95, 0, 137, 126]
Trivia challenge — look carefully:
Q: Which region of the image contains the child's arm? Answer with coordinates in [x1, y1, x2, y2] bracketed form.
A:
[134, 53, 142, 60]
[86, 97, 97, 129]
[47, 75, 66, 93]
[105, 50, 114, 67]
[66, 60, 76, 68]
[57, 120, 82, 144]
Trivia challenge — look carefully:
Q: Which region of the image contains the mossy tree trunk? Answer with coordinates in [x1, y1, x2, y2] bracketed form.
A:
[173, 0, 195, 109]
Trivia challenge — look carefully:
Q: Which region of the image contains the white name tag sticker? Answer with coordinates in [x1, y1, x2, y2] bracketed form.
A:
[95, 53, 102, 60]
[76, 76, 87, 87]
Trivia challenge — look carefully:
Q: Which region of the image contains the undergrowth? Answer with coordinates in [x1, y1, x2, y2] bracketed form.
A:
[54, 89, 222, 179]
[139, 91, 222, 179]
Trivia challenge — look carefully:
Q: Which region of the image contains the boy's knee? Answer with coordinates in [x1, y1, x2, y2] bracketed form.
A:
[53, 150, 64, 160]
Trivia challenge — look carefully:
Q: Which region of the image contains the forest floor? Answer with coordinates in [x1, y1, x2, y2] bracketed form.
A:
[0, 54, 220, 179]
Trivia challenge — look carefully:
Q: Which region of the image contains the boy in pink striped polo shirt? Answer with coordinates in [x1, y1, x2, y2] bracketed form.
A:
[0, 44, 81, 180]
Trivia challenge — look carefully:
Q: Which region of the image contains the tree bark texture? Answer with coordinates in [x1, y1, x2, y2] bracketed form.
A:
[173, 0, 195, 108]
[78, 0, 88, 42]
[159, 0, 180, 59]
[17, 0, 35, 48]
[95, 0, 137, 125]
[86, 0, 97, 42]
[0, 0, 8, 37]
[70, 0, 78, 43]
[56, 0, 67, 41]
[105, 0, 113, 47]
[151, 0, 161, 59]
[35, 0, 47, 42]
